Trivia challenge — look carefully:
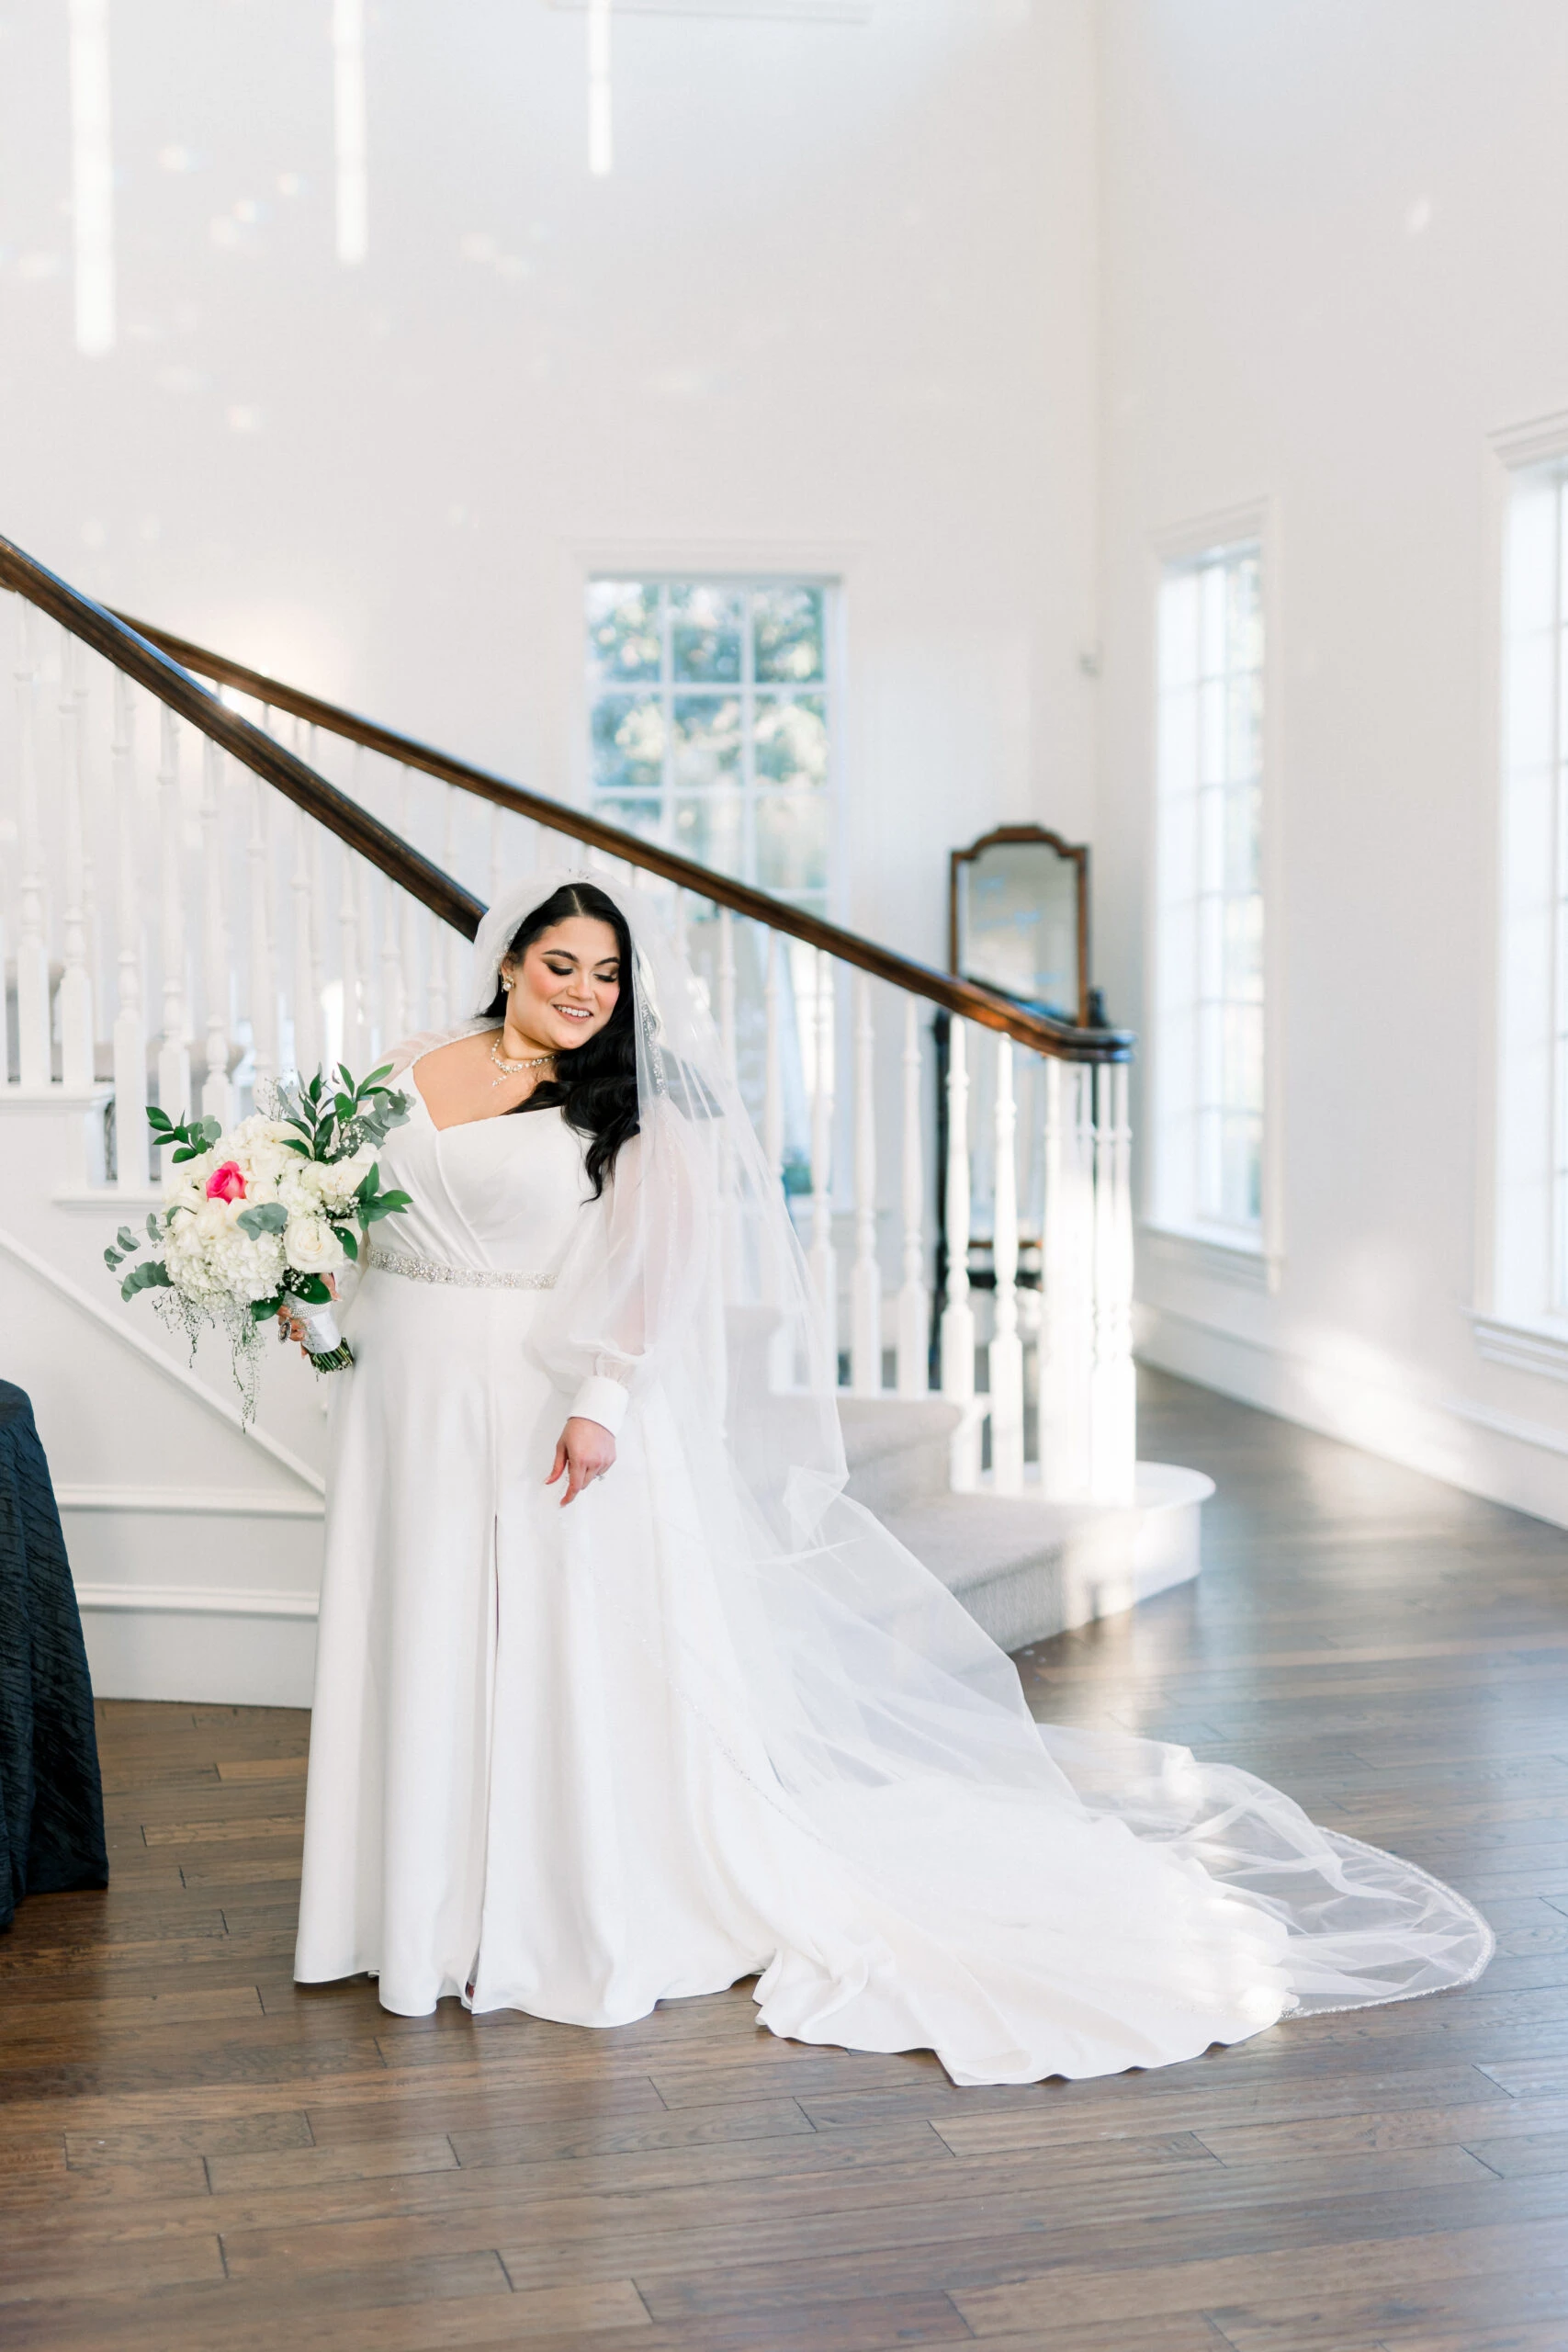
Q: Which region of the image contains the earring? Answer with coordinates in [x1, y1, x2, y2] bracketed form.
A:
[502, 977, 513, 991]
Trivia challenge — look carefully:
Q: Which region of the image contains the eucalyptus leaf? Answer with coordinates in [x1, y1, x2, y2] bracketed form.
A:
[120, 1260, 172, 1300]
[116, 1227, 140, 1252]
[104, 1247, 121, 1271]
[236, 1203, 289, 1238]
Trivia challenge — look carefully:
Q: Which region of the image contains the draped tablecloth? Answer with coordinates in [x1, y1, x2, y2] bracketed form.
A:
[0, 1382, 107, 1929]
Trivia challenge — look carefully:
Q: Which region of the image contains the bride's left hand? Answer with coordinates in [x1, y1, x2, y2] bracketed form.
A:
[547, 1416, 616, 1506]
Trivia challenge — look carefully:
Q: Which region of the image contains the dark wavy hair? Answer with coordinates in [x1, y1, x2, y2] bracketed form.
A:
[482, 882, 638, 1196]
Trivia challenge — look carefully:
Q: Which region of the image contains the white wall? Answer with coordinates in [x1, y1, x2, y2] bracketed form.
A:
[0, 0, 1100, 967]
[1097, 0, 1568, 1521]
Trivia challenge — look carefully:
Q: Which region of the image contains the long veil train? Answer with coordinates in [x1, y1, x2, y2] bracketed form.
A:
[467, 865, 1492, 2086]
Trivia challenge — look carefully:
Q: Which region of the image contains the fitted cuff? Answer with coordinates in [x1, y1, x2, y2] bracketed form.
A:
[568, 1374, 629, 1437]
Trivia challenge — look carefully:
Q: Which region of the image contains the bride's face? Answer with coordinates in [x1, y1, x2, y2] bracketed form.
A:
[502, 916, 622, 1053]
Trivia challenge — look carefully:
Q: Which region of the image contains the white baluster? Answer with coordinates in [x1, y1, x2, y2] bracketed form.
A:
[246, 776, 278, 1091]
[896, 995, 929, 1396]
[155, 707, 191, 1115]
[428, 788, 457, 1028]
[309, 830, 327, 1057]
[762, 929, 784, 1185]
[988, 1034, 1024, 1493]
[378, 866, 404, 1053]
[850, 973, 881, 1395]
[358, 857, 377, 1057]
[717, 907, 738, 1086]
[762, 928, 793, 1388]
[290, 807, 320, 1079]
[338, 838, 365, 1073]
[1089, 1062, 1137, 1504]
[673, 888, 689, 970]
[941, 1017, 979, 1490]
[397, 769, 421, 1035]
[489, 800, 504, 907]
[110, 673, 148, 1186]
[14, 604, 51, 1087]
[71, 632, 107, 1046]
[808, 949, 837, 1389]
[56, 630, 95, 1087]
[199, 739, 233, 1125]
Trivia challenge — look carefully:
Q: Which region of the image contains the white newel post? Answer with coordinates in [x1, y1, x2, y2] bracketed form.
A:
[808, 949, 837, 1389]
[1042, 1062, 1095, 1497]
[56, 630, 96, 1088]
[156, 707, 192, 1116]
[290, 807, 320, 1080]
[110, 672, 148, 1186]
[199, 739, 233, 1125]
[14, 604, 51, 1087]
[896, 995, 929, 1397]
[246, 776, 278, 1091]
[988, 1033, 1024, 1493]
[850, 973, 881, 1395]
[1089, 1061, 1137, 1504]
[941, 1017, 980, 1490]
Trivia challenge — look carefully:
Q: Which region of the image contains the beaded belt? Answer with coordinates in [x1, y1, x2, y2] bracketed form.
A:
[367, 1242, 557, 1292]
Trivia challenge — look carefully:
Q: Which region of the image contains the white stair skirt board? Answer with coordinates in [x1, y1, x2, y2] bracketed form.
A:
[76, 1586, 320, 1710]
[838, 1398, 1210, 1653]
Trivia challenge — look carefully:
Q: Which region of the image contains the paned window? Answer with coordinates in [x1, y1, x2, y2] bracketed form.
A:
[1496, 465, 1568, 1323]
[1151, 540, 1266, 1238]
[585, 578, 834, 913]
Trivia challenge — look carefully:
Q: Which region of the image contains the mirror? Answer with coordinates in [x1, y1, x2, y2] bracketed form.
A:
[950, 826, 1089, 1026]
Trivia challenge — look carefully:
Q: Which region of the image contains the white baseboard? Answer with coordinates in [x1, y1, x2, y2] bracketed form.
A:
[1137, 1301, 1568, 1530]
[78, 1593, 318, 1707]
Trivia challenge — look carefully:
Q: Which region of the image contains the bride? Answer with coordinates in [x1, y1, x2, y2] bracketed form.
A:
[293, 865, 1491, 2086]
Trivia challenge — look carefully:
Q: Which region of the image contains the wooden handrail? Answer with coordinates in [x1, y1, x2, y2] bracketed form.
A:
[0, 535, 483, 939]
[112, 611, 1134, 1065]
[0, 532, 1133, 1060]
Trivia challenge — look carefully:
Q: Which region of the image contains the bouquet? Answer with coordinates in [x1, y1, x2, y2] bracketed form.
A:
[105, 1063, 413, 1419]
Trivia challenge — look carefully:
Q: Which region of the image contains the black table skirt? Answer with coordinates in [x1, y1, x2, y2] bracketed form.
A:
[0, 1382, 107, 1929]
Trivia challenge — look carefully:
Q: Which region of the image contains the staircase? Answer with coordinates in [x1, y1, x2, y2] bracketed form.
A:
[0, 533, 1210, 1705]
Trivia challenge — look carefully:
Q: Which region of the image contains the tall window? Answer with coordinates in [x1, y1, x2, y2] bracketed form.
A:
[1496, 465, 1568, 1327]
[585, 577, 834, 914]
[1151, 539, 1265, 1241]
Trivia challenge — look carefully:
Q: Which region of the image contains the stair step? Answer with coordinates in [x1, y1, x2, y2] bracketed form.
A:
[838, 1396, 962, 1516]
[876, 1464, 1213, 1655]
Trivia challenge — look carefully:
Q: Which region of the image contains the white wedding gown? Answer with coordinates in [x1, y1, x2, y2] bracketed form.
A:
[295, 1021, 1492, 2087]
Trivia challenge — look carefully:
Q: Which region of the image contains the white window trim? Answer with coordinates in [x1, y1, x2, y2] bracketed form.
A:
[1141, 499, 1283, 1277]
[566, 537, 857, 922]
[1478, 413, 1568, 1367]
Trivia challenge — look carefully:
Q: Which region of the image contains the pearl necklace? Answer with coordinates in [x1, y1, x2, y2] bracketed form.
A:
[490, 1036, 557, 1086]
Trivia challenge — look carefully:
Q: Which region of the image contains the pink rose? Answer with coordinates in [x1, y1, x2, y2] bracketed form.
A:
[206, 1160, 247, 1203]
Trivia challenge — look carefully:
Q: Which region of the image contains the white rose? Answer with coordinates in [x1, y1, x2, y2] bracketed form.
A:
[316, 1148, 372, 1210]
[283, 1215, 345, 1277]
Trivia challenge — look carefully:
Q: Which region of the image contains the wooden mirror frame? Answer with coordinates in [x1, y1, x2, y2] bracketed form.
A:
[949, 824, 1091, 1030]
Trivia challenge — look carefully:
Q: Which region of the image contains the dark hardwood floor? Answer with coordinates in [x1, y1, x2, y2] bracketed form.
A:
[7, 1369, 1568, 2350]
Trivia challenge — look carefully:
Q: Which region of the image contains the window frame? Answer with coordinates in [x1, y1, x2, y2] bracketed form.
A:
[1482, 417, 1568, 1356]
[578, 567, 844, 919]
[1143, 502, 1282, 1284]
